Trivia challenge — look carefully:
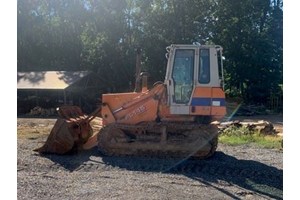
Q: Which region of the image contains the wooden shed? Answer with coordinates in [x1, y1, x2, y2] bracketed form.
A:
[17, 71, 100, 115]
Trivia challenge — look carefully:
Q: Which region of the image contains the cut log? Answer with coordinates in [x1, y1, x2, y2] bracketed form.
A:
[218, 120, 277, 135]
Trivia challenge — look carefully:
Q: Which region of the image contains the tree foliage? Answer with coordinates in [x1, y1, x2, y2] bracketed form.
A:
[17, 0, 283, 104]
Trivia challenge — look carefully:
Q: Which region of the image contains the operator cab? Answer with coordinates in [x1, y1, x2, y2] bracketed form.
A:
[164, 44, 225, 116]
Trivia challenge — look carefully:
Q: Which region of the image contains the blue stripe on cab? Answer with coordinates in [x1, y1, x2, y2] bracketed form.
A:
[191, 98, 226, 106]
[191, 98, 211, 106]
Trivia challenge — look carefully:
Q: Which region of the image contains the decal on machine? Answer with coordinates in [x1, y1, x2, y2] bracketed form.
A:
[125, 105, 146, 120]
[212, 101, 221, 106]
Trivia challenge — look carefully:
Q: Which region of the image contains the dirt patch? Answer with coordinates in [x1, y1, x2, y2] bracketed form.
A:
[17, 117, 283, 200]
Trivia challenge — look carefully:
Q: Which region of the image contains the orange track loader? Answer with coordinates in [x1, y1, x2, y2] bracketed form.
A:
[35, 43, 226, 158]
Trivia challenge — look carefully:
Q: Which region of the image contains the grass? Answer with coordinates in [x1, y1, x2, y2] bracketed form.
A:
[219, 126, 283, 149]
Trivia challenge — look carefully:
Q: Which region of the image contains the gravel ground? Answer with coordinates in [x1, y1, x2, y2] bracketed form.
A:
[17, 118, 283, 200]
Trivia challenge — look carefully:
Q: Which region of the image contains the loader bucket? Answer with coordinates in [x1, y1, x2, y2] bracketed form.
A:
[34, 106, 94, 154]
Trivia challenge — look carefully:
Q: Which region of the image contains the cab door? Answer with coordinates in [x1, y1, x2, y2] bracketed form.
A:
[168, 47, 196, 114]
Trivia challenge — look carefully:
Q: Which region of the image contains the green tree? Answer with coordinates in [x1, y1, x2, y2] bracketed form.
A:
[18, 0, 88, 70]
[17, 0, 283, 105]
[211, 0, 283, 103]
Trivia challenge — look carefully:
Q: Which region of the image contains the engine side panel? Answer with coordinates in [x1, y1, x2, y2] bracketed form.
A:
[101, 84, 166, 125]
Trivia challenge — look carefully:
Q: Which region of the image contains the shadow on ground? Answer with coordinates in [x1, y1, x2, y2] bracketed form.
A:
[103, 151, 282, 199]
[39, 147, 101, 172]
[40, 148, 282, 200]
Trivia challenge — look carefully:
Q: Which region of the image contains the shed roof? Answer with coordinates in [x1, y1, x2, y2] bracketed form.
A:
[17, 71, 91, 90]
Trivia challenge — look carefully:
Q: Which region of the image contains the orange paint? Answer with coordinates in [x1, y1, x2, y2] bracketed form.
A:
[211, 88, 225, 98]
[190, 106, 211, 115]
[192, 87, 212, 98]
[211, 106, 226, 116]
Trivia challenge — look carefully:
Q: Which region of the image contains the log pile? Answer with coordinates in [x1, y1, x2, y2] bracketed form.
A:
[28, 106, 56, 117]
[217, 120, 277, 135]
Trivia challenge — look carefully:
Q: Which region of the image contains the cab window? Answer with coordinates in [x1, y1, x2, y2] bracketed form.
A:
[199, 49, 210, 84]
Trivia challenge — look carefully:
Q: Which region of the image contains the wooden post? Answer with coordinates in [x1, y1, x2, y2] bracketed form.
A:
[63, 90, 67, 105]
[35, 90, 39, 106]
